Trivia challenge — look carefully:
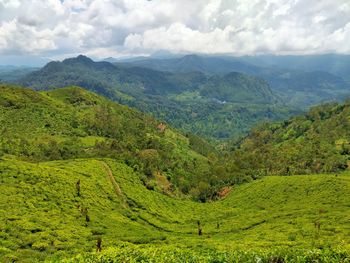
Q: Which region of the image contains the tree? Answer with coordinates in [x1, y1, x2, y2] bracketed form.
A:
[76, 179, 81, 197]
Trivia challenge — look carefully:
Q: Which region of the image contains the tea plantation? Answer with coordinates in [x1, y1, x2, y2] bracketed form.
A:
[1, 157, 349, 262]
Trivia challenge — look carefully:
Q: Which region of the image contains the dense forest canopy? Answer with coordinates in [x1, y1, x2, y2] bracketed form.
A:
[231, 101, 350, 177]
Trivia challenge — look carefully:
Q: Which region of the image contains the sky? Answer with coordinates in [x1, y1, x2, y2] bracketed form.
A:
[0, 0, 350, 65]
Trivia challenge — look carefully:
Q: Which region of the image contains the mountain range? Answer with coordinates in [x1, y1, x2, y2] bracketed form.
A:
[116, 54, 350, 107]
[18, 55, 294, 140]
[1, 53, 349, 141]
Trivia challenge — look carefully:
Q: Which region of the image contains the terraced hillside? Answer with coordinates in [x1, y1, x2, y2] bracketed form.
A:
[0, 157, 349, 262]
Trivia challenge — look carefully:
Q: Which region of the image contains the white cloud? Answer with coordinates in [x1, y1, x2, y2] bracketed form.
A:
[0, 0, 349, 58]
[0, 0, 21, 8]
[0, 19, 56, 54]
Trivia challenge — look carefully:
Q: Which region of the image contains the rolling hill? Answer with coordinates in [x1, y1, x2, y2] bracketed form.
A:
[1, 157, 349, 262]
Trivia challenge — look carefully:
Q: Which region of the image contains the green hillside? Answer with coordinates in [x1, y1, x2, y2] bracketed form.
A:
[231, 101, 350, 177]
[17, 55, 297, 140]
[0, 84, 227, 201]
[200, 72, 276, 104]
[1, 157, 349, 262]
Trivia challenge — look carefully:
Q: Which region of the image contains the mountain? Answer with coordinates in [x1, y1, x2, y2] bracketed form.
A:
[20, 55, 276, 99]
[116, 54, 350, 108]
[231, 100, 350, 177]
[18, 55, 293, 140]
[200, 72, 276, 104]
[120, 53, 350, 82]
[115, 54, 264, 75]
[20, 55, 206, 98]
[239, 54, 350, 81]
[266, 70, 350, 107]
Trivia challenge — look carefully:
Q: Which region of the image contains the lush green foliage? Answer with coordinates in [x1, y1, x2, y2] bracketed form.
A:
[63, 245, 350, 263]
[18, 55, 297, 140]
[1, 157, 349, 262]
[0, 84, 241, 200]
[200, 72, 276, 104]
[231, 101, 350, 176]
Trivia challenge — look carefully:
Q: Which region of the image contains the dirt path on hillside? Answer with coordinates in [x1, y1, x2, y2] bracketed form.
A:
[100, 161, 123, 197]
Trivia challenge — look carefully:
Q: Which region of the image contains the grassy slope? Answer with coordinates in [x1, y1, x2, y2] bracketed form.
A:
[1, 157, 349, 262]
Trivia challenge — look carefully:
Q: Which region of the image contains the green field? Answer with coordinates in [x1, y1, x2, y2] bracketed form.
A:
[1, 157, 349, 262]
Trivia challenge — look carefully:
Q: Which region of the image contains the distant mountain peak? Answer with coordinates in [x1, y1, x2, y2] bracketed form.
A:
[63, 55, 94, 66]
[102, 57, 118, 63]
[76, 54, 93, 61]
[182, 54, 201, 60]
[183, 54, 199, 58]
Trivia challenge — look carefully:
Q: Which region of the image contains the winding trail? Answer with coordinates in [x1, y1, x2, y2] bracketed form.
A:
[99, 161, 171, 231]
[100, 161, 123, 197]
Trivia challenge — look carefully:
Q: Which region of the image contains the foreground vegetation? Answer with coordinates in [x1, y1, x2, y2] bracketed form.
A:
[63, 245, 350, 263]
[0, 157, 349, 262]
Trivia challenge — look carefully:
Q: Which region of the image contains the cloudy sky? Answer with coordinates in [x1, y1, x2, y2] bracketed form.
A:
[0, 0, 349, 65]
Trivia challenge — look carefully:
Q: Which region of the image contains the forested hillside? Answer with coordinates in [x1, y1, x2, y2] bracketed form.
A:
[0, 84, 241, 201]
[231, 101, 350, 177]
[18, 55, 297, 140]
[2, 84, 348, 197]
